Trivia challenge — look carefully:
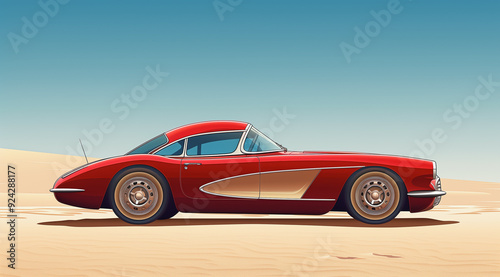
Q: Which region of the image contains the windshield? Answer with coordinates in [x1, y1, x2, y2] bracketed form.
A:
[243, 127, 282, 152]
[126, 134, 168, 154]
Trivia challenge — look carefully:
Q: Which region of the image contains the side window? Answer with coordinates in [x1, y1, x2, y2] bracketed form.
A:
[187, 132, 243, 156]
[243, 128, 281, 152]
[155, 140, 184, 156]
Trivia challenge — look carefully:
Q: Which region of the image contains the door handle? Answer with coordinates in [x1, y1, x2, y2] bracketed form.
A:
[184, 162, 202, 169]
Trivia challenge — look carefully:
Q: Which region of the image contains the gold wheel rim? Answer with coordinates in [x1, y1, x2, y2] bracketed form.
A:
[350, 172, 400, 221]
[114, 172, 164, 220]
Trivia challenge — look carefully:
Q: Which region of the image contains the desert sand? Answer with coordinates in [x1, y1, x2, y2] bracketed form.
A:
[1, 148, 499, 276]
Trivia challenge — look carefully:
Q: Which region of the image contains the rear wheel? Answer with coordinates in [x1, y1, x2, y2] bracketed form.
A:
[345, 169, 404, 224]
[110, 168, 176, 224]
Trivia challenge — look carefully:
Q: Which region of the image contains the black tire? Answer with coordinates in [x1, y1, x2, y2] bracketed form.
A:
[344, 167, 406, 224]
[110, 166, 177, 224]
[159, 207, 179, 219]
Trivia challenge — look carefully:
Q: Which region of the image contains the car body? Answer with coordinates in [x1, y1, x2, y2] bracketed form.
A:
[51, 121, 446, 224]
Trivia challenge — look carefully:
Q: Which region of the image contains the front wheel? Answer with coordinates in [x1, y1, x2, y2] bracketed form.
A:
[110, 168, 175, 224]
[345, 169, 405, 224]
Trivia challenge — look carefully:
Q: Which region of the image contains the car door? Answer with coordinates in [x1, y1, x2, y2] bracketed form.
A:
[180, 132, 260, 202]
[241, 126, 323, 200]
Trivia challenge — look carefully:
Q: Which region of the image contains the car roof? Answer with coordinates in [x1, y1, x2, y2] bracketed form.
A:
[165, 121, 249, 142]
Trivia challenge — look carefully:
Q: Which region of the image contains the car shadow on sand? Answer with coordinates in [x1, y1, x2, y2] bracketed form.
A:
[39, 217, 459, 228]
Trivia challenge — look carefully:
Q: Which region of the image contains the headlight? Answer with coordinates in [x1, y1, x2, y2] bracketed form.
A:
[432, 161, 437, 179]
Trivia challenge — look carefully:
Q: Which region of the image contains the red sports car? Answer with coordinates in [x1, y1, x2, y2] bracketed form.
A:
[51, 121, 445, 224]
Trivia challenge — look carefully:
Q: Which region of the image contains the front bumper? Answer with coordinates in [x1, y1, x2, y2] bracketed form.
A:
[50, 174, 102, 209]
[50, 188, 85, 192]
[407, 176, 446, 207]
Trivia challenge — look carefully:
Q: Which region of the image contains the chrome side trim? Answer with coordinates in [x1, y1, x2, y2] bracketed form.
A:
[50, 188, 85, 193]
[199, 187, 335, 201]
[200, 189, 260, 200]
[262, 198, 336, 201]
[260, 166, 364, 174]
[199, 166, 364, 200]
[407, 190, 446, 198]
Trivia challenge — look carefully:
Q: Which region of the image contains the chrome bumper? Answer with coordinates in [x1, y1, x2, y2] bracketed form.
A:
[407, 177, 445, 206]
[407, 190, 446, 197]
[49, 188, 85, 192]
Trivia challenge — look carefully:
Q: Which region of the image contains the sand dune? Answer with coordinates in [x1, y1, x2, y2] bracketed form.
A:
[0, 148, 99, 193]
[0, 149, 499, 276]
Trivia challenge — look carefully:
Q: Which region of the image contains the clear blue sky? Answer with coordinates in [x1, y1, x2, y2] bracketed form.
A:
[1, 0, 499, 182]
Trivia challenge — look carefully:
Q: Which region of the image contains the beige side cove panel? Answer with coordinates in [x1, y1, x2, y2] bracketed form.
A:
[260, 169, 320, 199]
[201, 174, 260, 198]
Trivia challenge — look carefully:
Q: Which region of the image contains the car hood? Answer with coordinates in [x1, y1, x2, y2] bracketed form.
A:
[287, 150, 434, 166]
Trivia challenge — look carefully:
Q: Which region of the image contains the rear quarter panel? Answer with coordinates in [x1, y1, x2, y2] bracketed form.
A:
[257, 152, 435, 213]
